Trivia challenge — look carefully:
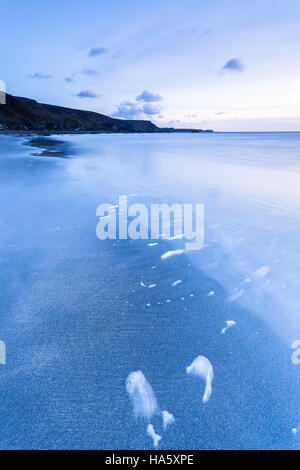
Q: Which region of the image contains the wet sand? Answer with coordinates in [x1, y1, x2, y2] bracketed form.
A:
[0, 133, 299, 449]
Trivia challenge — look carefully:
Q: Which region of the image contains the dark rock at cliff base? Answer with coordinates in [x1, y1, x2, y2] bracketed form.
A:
[0, 94, 160, 133]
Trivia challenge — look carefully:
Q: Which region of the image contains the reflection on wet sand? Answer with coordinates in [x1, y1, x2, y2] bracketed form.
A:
[24, 137, 73, 158]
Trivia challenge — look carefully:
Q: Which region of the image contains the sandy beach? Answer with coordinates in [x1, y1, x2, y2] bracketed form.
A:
[0, 133, 299, 449]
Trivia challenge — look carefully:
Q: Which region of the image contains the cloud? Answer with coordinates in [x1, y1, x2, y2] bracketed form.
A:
[88, 47, 107, 57]
[64, 76, 75, 83]
[111, 101, 143, 119]
[222, 58, 244, 72]
[82, 69, 98, 76]
[136, 90, 162, 102]
[76, 90, 100, 98]
[142, 103, 162, 115]
[112, 91, 163, 119]
[176, 25, 212, 38]
[112, 101, 162, 119]
[27, 72, 53, 79]
[215, 111, 226, 115]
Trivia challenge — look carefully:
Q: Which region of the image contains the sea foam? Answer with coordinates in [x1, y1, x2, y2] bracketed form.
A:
[147, 424, 162, 448]
[126, 371, 158, 421]
[186, 355, 214, 403]
[221, 320, 236, 334]
[254, 266, 270, 278]
[161, 249, 184, 260]
[172, 280, 182, 287]
[162, 410, 175, 430]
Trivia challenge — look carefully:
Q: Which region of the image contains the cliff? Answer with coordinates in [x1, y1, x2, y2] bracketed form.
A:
[0, 94, 160, 133]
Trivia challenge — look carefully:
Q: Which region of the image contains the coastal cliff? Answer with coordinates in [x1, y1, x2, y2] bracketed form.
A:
[0, 94, 160, 133]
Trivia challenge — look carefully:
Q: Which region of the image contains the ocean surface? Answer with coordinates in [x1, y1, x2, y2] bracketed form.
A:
[0, 132, 299, 450]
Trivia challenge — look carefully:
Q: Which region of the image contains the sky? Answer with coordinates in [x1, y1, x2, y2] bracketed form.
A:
[1, 0, 300, 131]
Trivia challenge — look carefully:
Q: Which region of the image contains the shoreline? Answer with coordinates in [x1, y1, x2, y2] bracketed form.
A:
[0, 129, 213, 136]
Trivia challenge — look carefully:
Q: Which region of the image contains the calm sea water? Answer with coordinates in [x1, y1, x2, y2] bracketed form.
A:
[0, 132, 299, 449]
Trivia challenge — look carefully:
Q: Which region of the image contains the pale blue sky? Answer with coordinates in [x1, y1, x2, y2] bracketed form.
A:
[1, 0, 300, 130]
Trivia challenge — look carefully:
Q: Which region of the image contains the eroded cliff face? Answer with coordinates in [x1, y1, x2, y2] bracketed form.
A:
[0, 94, 160, 133]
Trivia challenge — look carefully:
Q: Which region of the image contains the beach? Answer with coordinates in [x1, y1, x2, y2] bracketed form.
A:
[0, 132, 299, 449]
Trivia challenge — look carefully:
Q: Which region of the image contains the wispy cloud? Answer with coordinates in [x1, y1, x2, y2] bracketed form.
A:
[222, 58, 244, 73]
[175, 25, 212, 38]
[82, 69, 98, 76]
[27, 72, 53, 79]
[76, 90, 100, 98]
[64, 76, 75, 83]
[88, 47, 107, 58]
[136, 90, 162, 102]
